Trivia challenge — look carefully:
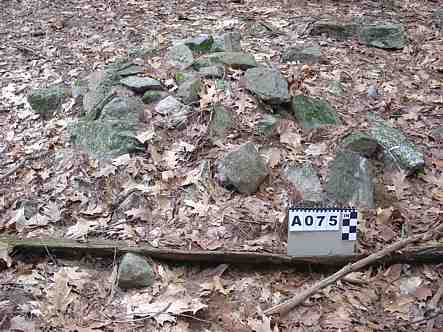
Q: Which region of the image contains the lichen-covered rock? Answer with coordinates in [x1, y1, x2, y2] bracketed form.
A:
[142, 91, 169, 104]
[199, 65, 224, 78]
[341, 132, 380, 158]
[284, 163, 324, 202]
[69, 119, 142, 159]
[368, 113, 424, 174]
[176, 77, 202, 104]
[99, 96, 144, 123]
[291, 95, 341, 129]
[182, 34, 214, 52]
[358, 24, 406, 49]
[245, 67, 290, 104]
[325, 151, 374, 208]
[309, 21, 359, 41]
[216, 143, 268, 194]
[120, 76, 163, 93]
[118, 253, 155, 289]
[212, 32, 242, 52]
[166, 44, 194, 69]
[193, 52, 257, 70]
[281, 46, 321, 64]
[27, 86, 67, 118]
[209, 105, 233, 142]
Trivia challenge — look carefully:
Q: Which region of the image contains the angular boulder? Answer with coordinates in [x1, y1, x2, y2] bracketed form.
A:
[182, 34, 214, 52]
[209, 105, 233, 142]
[120, 76, 163, 93]
[281, 46, 321, 64]
[291, 95, 341, 129]
[216, 143, 268, 194]
[193, 52, 257, 70]
[154, 96, 191, 128]
[212, 32, 242, 52]
[358, 24, 406, 50]
[309, 21, 359, 41]
[118, 253, 155, 289]
[99, 96, 144, 123]
[325, 151, 374, 208]
[176, 77, 202, 104]
[368, 113, 424, 174]
[245, 67, 290, 104]
[142, 91, 169, 104]
[166, 44, 194, 70]
[341, 132, 380, 158]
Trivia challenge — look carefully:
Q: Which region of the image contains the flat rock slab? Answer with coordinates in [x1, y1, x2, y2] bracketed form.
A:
[166, 44, 194, 70]
[368, 113, 424, 174]
[100, 96, 144, 123]
[309, 21, 359, 41]
[216, 142, 268, 195]
[27, 85, 67, 119]
[118, 253, 155, 289]
[284, 163, 324, 202]
[193, 52, 257, 70]
[281, 46, 321, 64]
[245, 67, 290, 104]
[358, 24, 405, 49]
[69, 119, 142, 159]
[120, 76, 162, 93]
[325, 150, 374, 208]
[291, 95, 341, 129]
[341, 132, 380, 158]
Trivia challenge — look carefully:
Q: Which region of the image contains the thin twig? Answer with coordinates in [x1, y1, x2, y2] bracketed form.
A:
[264, 224, 443, 316]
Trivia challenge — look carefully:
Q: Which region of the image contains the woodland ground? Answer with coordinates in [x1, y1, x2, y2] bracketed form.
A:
[0, 0, 442, 331]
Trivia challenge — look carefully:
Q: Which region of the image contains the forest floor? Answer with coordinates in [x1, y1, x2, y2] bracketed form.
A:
[0, 0, 442, 331]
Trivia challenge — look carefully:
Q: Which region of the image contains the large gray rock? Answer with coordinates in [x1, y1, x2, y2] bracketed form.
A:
[368, 113, 424, 174]
[212, 32, 242, 52]
[69, 119, 142, 159]
[281, 46, 321, 64]
[291, 95, 341, 129]
[209, 105, 233, 142]
[166, 44, 194, 70]
[358, 24, 406, 50]
[118, 253, 155, 289]
[182, 34, 214, 52]
[27, 86, 67, 119]
[120, 76, 163, 93]
[100, 96, 144, 123]
[309, 21, 359, 41]
[216, 143, 268, 194]
[325, 151, 374, 208]
[341, 132, 380, 158]
[245, 67, 290, 104]
[176, 77, 202, 104]
[193, 52, 257, 70]
[284, 163, 324, 202]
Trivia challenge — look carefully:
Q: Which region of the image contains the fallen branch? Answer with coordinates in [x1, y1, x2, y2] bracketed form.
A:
[2, 235, 443, 269]
[264, 224, 443, 316]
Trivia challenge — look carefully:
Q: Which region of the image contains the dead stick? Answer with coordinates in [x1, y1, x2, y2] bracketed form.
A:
[426, 279, 443, 332]
[264, 225, 443, 316]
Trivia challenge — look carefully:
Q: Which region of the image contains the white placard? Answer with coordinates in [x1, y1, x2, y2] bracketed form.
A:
[288, 209, 341, 232]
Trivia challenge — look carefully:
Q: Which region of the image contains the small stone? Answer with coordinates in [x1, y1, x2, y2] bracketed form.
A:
[291, 95, 341, 129]
[166, 44, 194, 70]
[199, 65, 224, 78]
[212, 32, 242, 52]
[154, 96, 191, 127]
[367, 84, 378, 98]
[27, 86, 67, 119]
[325, 150, 374, 208]
[209, 105, 233, 141]
[182, 34, 214, 52]
[245, 67, 290, 104]
[341, 132, 380, 158]
[120, 76, 162, 93]
[142, 91, 168, 104]
[99, 96, 144, 123]
[358, 24, 406, 50]
[71, 79, 88, 99]
[216, 142, 268, 195]
[284, 163, 324, 202]
[118, 253, 155, 289]
[281, 46, 321, 64]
